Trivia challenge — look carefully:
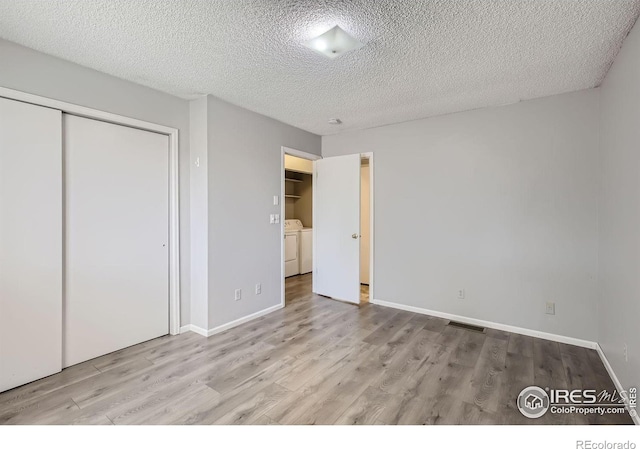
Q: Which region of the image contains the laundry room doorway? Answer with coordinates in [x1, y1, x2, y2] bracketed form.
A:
[281, 147, 321, 307]
[280, 147, 374, 308]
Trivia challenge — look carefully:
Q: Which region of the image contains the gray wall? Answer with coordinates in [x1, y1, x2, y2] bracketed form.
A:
[188, 97, 209, 330]
[206, 96, 321, 328]
[599, 17, 640, 391]
[0, 39, 192, 325]
[323, 89, 600, 341]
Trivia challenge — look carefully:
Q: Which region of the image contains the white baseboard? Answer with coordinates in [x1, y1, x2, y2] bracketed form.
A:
[179, 323, 209, 337]
[180, 303, 284, 338]
[205, 304, 284, 337]
[596, 344, 640, 425]
[370, 299, 598, 349]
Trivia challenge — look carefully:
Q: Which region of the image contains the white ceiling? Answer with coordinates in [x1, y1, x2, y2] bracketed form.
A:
[1, 1, 639, 135]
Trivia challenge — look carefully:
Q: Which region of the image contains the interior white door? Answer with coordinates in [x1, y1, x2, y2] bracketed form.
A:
[64, 115, 169, 367]
[313, 154, 361, 304]
[0, 98, 62, 392]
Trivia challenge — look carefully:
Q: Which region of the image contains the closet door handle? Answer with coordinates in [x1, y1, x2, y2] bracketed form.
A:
[352, 233, 359, 239]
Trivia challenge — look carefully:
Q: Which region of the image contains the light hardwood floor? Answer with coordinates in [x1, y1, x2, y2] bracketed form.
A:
[0, 274, 633, 425]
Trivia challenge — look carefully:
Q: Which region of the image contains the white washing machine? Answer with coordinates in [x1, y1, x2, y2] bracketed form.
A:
[284, 219, 313, 277]
[284, 219, 300, 277]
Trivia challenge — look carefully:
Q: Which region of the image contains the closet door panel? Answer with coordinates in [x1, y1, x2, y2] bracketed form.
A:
[64, 115, 169, 368]
[0, 98, 62, 392]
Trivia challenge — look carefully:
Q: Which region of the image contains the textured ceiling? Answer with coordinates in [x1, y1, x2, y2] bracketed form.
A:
[1, 1, 639, 135]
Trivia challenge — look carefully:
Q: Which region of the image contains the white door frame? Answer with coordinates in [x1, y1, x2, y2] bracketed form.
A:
[280, 146, 321, 307]
[0, 86, 181, 336]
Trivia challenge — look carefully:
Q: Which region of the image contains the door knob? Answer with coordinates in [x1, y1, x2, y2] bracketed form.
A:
[352, 233, 359, 239]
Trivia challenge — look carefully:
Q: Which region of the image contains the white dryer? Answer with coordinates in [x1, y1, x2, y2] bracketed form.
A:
[284, 219, 301, 277]
[299, 227, 313, 274]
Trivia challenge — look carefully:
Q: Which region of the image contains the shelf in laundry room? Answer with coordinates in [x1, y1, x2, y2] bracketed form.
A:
[285, 194, 301, 199]
[285, 178, 303, 183]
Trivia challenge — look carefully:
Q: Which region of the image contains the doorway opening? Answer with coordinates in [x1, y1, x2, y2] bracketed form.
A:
[312, 152, 374, 306]
[283, 154, 313, 305]
[281, 148, 374, 308]
[360, 156, 371, 304]
[281, 148, 321, 307]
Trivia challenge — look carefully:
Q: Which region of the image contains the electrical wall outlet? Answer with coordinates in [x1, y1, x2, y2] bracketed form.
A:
[545, 302, 555, 315]
[624, 343, 628, 363]
[255, 283, 261, 295]
[457, 289, 465, 299]
[234, 289, 241, 301]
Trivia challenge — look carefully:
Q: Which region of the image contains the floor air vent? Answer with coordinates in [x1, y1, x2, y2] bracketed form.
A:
[447, 321, 486, 333]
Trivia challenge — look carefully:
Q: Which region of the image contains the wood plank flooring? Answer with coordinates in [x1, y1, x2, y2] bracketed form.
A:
[0, 274, 633, 425]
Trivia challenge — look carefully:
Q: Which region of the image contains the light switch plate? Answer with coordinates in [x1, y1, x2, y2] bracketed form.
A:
[273, 195, 279, 206]
[545, 302, 555, 315]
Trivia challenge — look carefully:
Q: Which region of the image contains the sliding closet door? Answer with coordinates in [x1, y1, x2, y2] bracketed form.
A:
[0, 98, 62, 392]
[64, 115, 169, 367]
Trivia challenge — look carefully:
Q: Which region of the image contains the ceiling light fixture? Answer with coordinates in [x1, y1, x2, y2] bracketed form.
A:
[304, 26, 363, 59]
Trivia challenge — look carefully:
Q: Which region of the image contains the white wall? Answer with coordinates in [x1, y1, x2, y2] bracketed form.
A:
[206, 96, 321, 328]
[599, 17, 640, 391]
[0, 39, 192, 325]
[323, 89, 600, 341]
